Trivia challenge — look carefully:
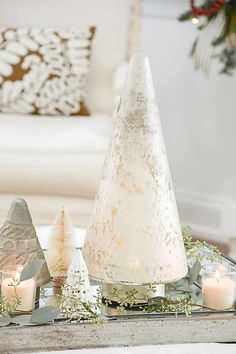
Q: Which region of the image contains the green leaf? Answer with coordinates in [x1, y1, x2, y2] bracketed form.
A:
[12, 315, 46, 326]
[170, 279, 186, 288]
[169, 280, 193, 293]
[173, 284, 193, 293]
[148, 296, 167, 305]
[189, 259, 201, 285]
[229, 10, 236, 33]
[30, 306, 60, 324]
[190, 39, 198, 57]
[11, 315, 32, 326]
[178, 10, 192, 22]
[0, 314, 11, 327]
[20, 260, 45, 282]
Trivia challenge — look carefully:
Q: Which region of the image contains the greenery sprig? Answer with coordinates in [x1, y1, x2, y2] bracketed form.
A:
[182, 225, 223, 264]
[58, 277, 104, 324]
[179, 0, 236, 74]
[0, 294, 21, 319]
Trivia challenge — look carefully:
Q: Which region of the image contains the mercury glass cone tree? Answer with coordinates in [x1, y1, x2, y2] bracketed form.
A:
[83, 53, 188, 285]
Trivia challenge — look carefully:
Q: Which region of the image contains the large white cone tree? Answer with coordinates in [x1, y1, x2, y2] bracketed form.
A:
[83, 53, 187, 285]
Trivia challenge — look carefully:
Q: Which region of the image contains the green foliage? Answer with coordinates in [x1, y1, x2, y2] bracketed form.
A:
[0, 313, 11, 327]
[58, 280, 104, 324]
[182, 225, 222, 264]
[30, 306, 60, 324]
[0, 294, 21, 319]
[103, 287, 140, 315]
[10, 307, 60, 326]
[109, 287, 194, 317]
[20, 260, 44, 282]
[39, 287, 47, 300]
[215, 47, 236, 74]
[178, 10, 192, 22]
[147, 296, 193, 317]
[189, 259, 202, 285]
[178, 1, 236, 74]
[11, 315, 32, 325]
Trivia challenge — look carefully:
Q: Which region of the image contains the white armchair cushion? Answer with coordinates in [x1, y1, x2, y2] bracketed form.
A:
[0, 113, 112, 153]
[0, 113, 112, 198]
[0, 151, 106, 198]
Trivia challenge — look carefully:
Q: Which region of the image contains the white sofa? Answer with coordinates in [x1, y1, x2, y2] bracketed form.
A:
[0, 0, 139, 226]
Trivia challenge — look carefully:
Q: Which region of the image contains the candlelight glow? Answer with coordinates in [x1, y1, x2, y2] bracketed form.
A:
[15, 271, 20, 282]
[215, 270, 220, 282]
[203, 266, 236, 310]
[218, 265, 225, 273]
[15, 266, 23, 282]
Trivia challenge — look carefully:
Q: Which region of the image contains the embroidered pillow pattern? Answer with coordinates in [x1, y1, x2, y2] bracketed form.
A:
[0, 27, 95, 116]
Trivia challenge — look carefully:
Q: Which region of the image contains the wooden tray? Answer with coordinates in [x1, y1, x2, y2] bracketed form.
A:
[1, 312, 236, 353]
[1, 254, 236, 353]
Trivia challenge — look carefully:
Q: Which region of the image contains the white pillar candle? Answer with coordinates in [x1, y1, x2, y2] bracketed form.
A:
[1, 266, 36, 312]
[202, 269, 236, 310]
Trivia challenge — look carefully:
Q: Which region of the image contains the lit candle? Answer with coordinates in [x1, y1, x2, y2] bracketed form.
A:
[202, 266, 236, 310]
[1, 266, 36, 312]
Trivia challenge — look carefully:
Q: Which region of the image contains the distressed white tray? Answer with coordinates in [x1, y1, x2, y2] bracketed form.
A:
[1, 254, 236, 353]
[1, 313, 236, 354]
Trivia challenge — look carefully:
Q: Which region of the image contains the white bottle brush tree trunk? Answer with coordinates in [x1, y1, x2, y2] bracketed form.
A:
[46, 207, 75, 277]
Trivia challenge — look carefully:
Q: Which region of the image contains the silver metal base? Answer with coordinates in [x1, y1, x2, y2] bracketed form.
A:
[101, 282, 165, 304]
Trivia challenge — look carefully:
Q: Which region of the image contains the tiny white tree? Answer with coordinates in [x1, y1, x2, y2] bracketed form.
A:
[63, 249, 91, 301]
[46, 207, 75, 277]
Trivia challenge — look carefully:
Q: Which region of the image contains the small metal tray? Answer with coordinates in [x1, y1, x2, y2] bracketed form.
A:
[39, 253, 236, 319]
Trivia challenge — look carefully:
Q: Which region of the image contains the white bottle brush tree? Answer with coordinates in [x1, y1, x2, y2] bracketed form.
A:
[46, 207, 75, 277]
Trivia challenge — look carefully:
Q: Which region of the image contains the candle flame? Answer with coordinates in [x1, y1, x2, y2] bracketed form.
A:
[218, 265, 225, 273]
[215, 270, 220, 282]
[15, 266, 23, 282]
[15, 271, 20, 282]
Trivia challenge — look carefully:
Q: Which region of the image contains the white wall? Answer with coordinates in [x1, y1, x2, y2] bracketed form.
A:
[141, 0, 236, 242]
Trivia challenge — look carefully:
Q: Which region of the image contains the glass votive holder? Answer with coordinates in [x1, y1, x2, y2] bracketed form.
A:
[202, 264, 236, 310]
[1, 265, 36, 312]
[51, 274, 66, 295]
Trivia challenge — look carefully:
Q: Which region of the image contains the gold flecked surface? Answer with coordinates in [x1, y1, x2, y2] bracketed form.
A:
[83, 54, 187, 284]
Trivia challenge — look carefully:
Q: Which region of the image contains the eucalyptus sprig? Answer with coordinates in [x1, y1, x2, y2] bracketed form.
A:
[108, 286, 195, 317]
